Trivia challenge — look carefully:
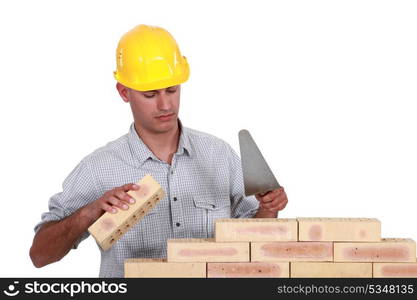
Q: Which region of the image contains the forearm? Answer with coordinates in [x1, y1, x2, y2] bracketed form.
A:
[29, 205, 96, 268]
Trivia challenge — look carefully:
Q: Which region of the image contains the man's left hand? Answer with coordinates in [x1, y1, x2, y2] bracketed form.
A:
[255, 187, 288, 214]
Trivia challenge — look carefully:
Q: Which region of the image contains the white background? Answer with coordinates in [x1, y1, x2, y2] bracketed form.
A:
[0, 0, 416, 277]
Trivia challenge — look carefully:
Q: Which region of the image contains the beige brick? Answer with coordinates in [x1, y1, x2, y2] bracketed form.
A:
[207, 262, 289, 278]
[373, 262, 417, 278]
[334, 238, 416, 262]
[124, 258, 206, 278]
[291, 262, 372, 278]
[88, 175, 165, 251]
[298, 218, 381, 242]
[251, 242, 333, 262]
[167, 238, 249, 262]
[215, 218, 298, 242]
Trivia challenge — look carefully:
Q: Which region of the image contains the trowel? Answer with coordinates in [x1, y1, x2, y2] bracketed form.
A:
[238, 129, 281, 196]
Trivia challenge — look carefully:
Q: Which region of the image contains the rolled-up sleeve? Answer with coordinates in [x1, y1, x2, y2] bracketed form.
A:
[34, 157, 100, 248]
[227, 145, 259, 218]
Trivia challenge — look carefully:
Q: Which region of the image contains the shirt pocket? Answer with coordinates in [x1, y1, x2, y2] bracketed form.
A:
[193, 195, 231, 238]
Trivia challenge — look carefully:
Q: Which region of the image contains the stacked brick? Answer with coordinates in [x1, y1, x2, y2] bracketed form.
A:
[124, 218, 417, 278]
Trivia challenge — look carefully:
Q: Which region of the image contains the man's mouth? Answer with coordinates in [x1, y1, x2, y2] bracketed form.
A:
[156, 113, 175, 121]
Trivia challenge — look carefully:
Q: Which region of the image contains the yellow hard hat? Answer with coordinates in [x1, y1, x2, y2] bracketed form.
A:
[113, 24, 190, 91]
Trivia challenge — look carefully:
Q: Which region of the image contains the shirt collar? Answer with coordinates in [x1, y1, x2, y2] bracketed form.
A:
[127, 119, 193, 167]
[177, 119, 193, 158]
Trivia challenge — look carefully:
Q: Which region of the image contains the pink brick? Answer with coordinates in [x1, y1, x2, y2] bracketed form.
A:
[251, 242, 333, 262]
[167, 239, 249, 262]
[291, 262, 372, 278]
[207, 262, 289, 278]
[334, 238, 416, 262]
[298, 218, 381, 242]
[215, 218, 297, 242]
[374, 262, 417, 278]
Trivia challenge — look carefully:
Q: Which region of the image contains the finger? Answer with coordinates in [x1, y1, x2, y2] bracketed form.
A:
[255, 194, 264, 202]
[261, 193, 276, 203]
[255, 192, 269, 203]
[269, 197, 288, 212]
[276, 199, 288, 211]
[273, 188, 284, 196]
[258, 191, 269, 197]
[263, 194, 287, 209]
[108, 195, 129, 210]
[255, 193, 270, 202]
[119, 183, 140, 192]
[256, 189, 274, 198]
[102, 203, 117, 214]
[114, 190, 135, 204]
[262, 197, 280, 209]
[268, 188, 284, 199]
[260, 197, 277, 209]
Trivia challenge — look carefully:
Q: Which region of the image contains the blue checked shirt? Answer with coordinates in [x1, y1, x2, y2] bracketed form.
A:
[34, 122, 259, 277]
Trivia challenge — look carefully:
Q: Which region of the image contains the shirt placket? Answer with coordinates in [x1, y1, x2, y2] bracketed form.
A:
[168, 154, 185, 238]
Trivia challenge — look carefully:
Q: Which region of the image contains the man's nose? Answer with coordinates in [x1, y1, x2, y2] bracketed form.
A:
[156, 92, 172, 111]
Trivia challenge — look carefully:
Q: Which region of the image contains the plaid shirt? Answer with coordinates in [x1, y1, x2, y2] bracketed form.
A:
[34, 122, 259, 277]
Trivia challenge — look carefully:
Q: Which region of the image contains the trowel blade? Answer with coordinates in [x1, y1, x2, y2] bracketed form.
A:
[238, 129, 281, 196]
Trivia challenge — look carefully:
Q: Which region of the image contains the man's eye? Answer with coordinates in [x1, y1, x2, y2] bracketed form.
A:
[144, 94, 155, 98]
[167, 89, 177, 93]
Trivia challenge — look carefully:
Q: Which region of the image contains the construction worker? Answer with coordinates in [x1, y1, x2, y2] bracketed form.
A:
[29, 24, 288, 277]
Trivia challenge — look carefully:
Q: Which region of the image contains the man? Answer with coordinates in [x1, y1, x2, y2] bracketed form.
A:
[30, 24, 288, 277]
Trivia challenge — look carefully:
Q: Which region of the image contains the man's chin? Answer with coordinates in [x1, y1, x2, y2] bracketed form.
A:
[153, 118, 178, 133]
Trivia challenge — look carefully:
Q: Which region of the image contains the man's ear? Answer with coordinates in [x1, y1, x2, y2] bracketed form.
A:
[116, 82, 130, 103]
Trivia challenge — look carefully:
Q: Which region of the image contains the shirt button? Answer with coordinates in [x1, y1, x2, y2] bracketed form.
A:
[173, 197, 178, 201]
[211, 204, 216, 208]
[176, 222, 181, 227]
[171, 170, 174, 175]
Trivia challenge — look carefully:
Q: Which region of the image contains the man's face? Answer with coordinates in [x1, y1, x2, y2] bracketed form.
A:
[118, 83, 181, 134]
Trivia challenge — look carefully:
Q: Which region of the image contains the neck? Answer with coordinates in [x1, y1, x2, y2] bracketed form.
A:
[134, 121, 180, 164]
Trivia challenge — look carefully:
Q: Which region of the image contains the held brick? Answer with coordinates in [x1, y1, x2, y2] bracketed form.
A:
[373, 262, 417, 278]
[124, 258, 206, 278]
[298, 218, 381, 242]
[167, 238, 249, 262]
[334, 238, 416, 262]
[215, 218, 298, 242]
[291, 262, 372, 278]
[88, 174, 165, 251]
[207, 262, 289, 278]
[251, 242, 333, 262]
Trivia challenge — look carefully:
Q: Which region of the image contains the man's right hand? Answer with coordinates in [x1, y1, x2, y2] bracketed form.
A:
[30, 183, 140, 268]
[83, 183, 140, 222]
